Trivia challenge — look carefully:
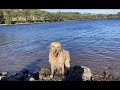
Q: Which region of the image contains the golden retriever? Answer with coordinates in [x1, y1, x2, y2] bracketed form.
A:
[49, 41, 70, 78]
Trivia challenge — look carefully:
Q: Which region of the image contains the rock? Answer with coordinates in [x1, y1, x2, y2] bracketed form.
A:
[14, 73, 18, 76]
[39, 68, 51, 80]
[65, 66, 92, 81]
[30, 72, 39, 80]
[0, 72, 8, 80]
[40, 68, 51, 75]
[2, 72, 8, 76]
[6, 68, 29, 81]
[81, 66, 92, 81]
[0, 76, 6, 80]
[14, 74, 28, 80]
[21, 68, 29, 74]
[38, 68, 64, 81]
[92, 69, 114, 81]
[14, 75, 25, 80]
[114, 77, 120, 81]
[102, 70, 113, 81]
[103, 70, 112, 77]
[0, 71, 8, 76]
[2, 75, 17, 81]
[65, 66, 83, 81]
[25, 72, 39, 81]
[29, 77, 35, 81]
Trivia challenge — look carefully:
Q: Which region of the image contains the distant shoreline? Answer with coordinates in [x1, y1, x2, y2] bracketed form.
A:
[0, 17, 119, 26]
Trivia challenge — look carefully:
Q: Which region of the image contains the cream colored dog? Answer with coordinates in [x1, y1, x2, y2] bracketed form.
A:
[49, 42, 70, 78]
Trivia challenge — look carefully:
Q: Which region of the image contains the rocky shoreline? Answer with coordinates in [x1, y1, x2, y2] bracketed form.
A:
[0, 22, 43, 26]
[0, 65, 119, 81]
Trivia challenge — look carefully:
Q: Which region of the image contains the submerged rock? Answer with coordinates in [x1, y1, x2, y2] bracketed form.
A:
[16, 68, 29, 75]
[0, 69, 29, 81]
[2, 75, 17, 81]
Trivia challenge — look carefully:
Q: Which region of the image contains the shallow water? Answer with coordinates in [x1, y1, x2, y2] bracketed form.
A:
[0, 18, 120, 76]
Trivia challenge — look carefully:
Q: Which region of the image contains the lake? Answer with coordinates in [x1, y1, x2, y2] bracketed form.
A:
[0, 18, 120, 76]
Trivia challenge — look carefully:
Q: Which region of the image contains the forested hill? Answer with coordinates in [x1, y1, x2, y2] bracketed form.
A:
[0, 9, 120, 24]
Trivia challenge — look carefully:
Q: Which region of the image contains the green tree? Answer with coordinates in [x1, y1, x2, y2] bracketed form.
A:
[117, 12, 120, 17]
[0, 10, 5, 24]
[0, 9, 119, 25]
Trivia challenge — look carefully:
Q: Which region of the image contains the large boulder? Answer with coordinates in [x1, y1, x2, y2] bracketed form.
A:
[65, 66, 92, 81]
[81, 66, 92, 81]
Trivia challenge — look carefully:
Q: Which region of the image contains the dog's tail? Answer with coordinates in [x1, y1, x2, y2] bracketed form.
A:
[65, 52, 70, 69]
[63, 49, 70, 69]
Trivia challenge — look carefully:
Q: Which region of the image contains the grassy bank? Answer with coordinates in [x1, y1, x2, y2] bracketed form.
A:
[0, 9, 120, 25]
[0, 17, 119, 27]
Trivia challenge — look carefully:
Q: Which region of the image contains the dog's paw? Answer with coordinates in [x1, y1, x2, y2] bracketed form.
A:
[50, 75, 53, 78]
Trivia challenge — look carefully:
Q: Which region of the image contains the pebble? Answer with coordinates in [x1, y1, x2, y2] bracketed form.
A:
[2, 72, 8, 76]
[29, 77, 35, 81]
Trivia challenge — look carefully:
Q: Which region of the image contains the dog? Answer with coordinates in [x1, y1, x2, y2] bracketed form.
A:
[49, 41, 70, 78]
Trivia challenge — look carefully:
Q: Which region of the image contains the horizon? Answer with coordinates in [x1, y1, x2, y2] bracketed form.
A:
[41, 9, 120, 14]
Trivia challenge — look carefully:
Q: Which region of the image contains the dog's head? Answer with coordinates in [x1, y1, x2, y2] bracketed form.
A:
[49, 42, 62, 57]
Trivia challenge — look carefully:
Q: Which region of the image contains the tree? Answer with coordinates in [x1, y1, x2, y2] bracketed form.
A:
[3, 9, 14, 24]
[0, 10, 5, 24]
[0, 9, 119, 25]
[117, 12, 120, 17]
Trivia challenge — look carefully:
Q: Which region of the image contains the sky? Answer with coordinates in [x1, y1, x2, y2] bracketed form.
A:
[41, 9, 120, 14]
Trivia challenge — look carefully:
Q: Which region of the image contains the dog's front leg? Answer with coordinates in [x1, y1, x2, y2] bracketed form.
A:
[61, 64, 64, 75]
[50, 65, 55, 78]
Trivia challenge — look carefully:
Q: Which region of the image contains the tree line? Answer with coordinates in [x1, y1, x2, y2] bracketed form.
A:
[0, 9, 120, 24]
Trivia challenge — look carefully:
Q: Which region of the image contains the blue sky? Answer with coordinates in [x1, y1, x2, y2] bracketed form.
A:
[41, 9, 120, 14]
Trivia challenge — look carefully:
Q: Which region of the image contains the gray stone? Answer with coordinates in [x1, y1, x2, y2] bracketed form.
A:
[0, 76, 6, 80]
[29, 77, 35, 81]
[81, 66, 92, 81]
[21, 68, 29, 74]
[2, 72, 8, 76]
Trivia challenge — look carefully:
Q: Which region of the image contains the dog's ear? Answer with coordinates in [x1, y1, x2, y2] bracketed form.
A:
[59, 44, 62, 51]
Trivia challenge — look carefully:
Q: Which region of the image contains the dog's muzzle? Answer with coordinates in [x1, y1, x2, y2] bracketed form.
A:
[53, 50, 59, 57]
